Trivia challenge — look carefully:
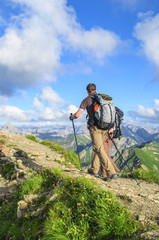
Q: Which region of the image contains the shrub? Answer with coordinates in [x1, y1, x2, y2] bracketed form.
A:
[26, 135, 39, 143]
[0, 169, 142, 240]
[0, 139, 6, 144]
[43, 177, 138, 240]
[122, 169, 159, 184]
[41, 140, 81, 170]
[41, 140, 65, 153]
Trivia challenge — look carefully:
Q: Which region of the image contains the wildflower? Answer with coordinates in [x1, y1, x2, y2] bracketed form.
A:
[57, 207, 59, 209]
[82, 197, 84, 200]
[81, 214, 84, 217]
[85, 201, 88, 204]
[25, 202, 28, 205]
[77, 203, 81, 206]
[105, 198, 112, 201]
[66, 231, 69, 235]
[83, 187, 86, 190]
[85, 214, 88, 217]
[70, 180, 72, 183]
[62, 211, 64, 214]
[73, 188, 76, 190]
[25, 213, 27, 218]
[68, 208, 71, 212]
[28, 228, 31, 231]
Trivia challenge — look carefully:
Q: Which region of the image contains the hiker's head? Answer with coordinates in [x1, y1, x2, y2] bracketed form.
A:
[86, 83, 96, 95]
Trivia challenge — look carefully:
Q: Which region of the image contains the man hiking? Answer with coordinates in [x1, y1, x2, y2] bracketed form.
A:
[69, 83, 119, 181]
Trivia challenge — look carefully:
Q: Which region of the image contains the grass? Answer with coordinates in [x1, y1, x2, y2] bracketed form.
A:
[0, 168, 144, 240]
[0, 139, 6, 144]
[1, 162, 19, 178]
[40, 139, 81, 170]
[121, 169, 159, 184]
[41, 139, 65, 153]
[26, 135, 39, 143]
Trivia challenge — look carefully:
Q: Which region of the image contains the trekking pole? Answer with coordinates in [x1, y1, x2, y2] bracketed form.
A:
[108, 133, 140, 186]
[70, 113, 81, 169]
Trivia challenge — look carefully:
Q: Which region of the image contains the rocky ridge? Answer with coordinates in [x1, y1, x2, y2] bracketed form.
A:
[0, 132, 159, 239]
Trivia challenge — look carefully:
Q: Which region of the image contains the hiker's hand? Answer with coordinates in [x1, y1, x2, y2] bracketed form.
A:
[69, 114, 74, 120]
[109, 128, 113, 134]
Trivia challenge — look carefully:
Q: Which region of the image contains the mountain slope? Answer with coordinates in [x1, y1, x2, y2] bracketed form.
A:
[114, 141, 159, 174]
[0, 132, 159, 239]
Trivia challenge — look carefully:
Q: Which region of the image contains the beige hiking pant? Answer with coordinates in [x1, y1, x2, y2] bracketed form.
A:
[89, 126, 116, 177]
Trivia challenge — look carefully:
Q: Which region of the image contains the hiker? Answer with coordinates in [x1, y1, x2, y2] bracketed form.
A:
[69, 83, 118, 181]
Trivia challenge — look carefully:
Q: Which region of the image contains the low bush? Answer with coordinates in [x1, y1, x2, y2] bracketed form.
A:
[0, 168, 142, 240]
[26, 135, 39, 143]
[121, 169, 159, 184]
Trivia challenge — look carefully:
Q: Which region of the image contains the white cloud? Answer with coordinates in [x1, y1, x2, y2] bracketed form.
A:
[0, 0, 121, 95]
[0, 86, 83, 123]
[154, 99, 159, 106]
[136, 105, 156, 117]
[129, 102, 159, 124]
[0, 105, 31, 121]
[32, 97, 44, 112]
[31, 86, 83, 122]
[134, 12, 159, 78]
[39, 86, 64, 107]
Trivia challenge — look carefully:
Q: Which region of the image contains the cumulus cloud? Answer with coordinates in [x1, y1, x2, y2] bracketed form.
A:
[154, 99, 159, 106]
[134, 12, 159, 78]
[39, 86, 64, 107]
[0, 0, 121, 95]
[129, 100, 159, 124]
[0, 86, 85, 123]
[0, 105, 31, 121]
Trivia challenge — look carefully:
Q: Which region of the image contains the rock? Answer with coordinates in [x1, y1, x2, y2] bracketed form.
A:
[141, 230, 159, 240]
[16, 159, 23, 165]
[138, 214, 145, 221]
[24, 194, 40, 203]
[7, 180, 17, 187]
[14, 149, 28, 158]
[17, 200, 28, 218]
[11, 172, 18, 180]
[48, 194, 58, 202]
[31, 207, 44, 217]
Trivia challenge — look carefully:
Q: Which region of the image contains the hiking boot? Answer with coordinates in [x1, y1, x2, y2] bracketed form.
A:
[103, 176, 111, 181]
[110, 174, 118, 180]
[103, 174, 119, 182]
[87, 169, 98, 178]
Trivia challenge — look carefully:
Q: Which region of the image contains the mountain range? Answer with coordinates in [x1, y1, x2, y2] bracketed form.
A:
[1, 122, 159, 144]
[1, 122, 159, 169]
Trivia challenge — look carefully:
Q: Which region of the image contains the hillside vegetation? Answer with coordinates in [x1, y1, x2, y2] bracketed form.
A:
[0, 133, 159, 239]
[114, 141, 159, 177]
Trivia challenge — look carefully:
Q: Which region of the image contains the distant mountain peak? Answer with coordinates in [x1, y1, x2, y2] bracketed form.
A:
[1, 122, 21, 135]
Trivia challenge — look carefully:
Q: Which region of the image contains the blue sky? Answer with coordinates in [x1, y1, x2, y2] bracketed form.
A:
[0, 0, 159, 128]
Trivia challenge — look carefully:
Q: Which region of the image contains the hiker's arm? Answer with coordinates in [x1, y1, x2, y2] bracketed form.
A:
[70, 108, 84, 120]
